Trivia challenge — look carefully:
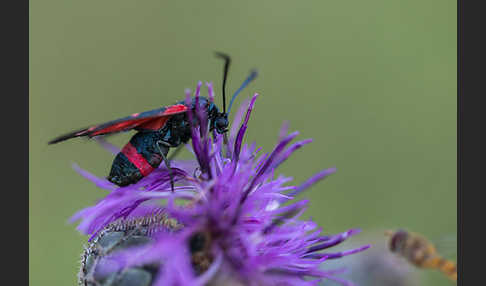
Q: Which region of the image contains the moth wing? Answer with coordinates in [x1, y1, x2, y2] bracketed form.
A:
[48, 104, 188, 144]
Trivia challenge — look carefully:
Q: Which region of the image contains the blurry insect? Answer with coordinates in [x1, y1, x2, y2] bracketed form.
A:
[188, 230, 214, 275]
[385, 229, 457, 282]
[48, 52, 258, 188]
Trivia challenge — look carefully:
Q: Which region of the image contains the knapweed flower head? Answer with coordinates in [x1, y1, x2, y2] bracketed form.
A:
[71, 82, 370, 286]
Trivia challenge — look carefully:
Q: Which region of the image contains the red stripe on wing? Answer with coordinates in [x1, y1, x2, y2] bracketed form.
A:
[90, 117, 155, 136]
[137, 104, 188, 131]
[137, 117, 170, 131]
[89, 104, 188, 135]
[121, 142, 155, 176]
[163, 104, 188, 114]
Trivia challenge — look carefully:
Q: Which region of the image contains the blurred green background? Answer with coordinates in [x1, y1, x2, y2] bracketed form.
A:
[30, 0, 456, 285]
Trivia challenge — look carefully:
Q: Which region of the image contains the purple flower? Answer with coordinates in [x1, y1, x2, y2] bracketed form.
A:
[71, 83, 370, 286]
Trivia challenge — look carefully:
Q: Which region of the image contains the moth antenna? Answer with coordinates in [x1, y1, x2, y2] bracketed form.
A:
[214, 52, 231, 114]
[227, 69, 258, 114]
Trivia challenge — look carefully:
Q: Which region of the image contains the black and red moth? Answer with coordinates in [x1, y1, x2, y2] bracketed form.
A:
[49, 53, 257, 187]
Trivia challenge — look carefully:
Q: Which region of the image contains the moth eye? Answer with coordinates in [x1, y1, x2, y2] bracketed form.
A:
[216, 118, 227, 129]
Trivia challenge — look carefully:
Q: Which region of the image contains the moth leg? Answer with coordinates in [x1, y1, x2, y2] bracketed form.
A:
[156, 141, 175, 192]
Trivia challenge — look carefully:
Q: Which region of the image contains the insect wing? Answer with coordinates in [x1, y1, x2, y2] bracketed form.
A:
[433, 234, 457, 261]
[48, 104, 188, 144]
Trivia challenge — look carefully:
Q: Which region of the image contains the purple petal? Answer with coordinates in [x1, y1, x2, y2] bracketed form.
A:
[272, 139, 313, 169]
[72, 163, 117, 191]
[306, 229, 361, 253]
[206, 82, 215, 102]
[288, 167, 337, 197]
[278, 121, 290, 141]
[94, 137, 121, 155]
[306, 244, 371, 259]
[233, 93, 258, 161]
[244, 131, 299, 199]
